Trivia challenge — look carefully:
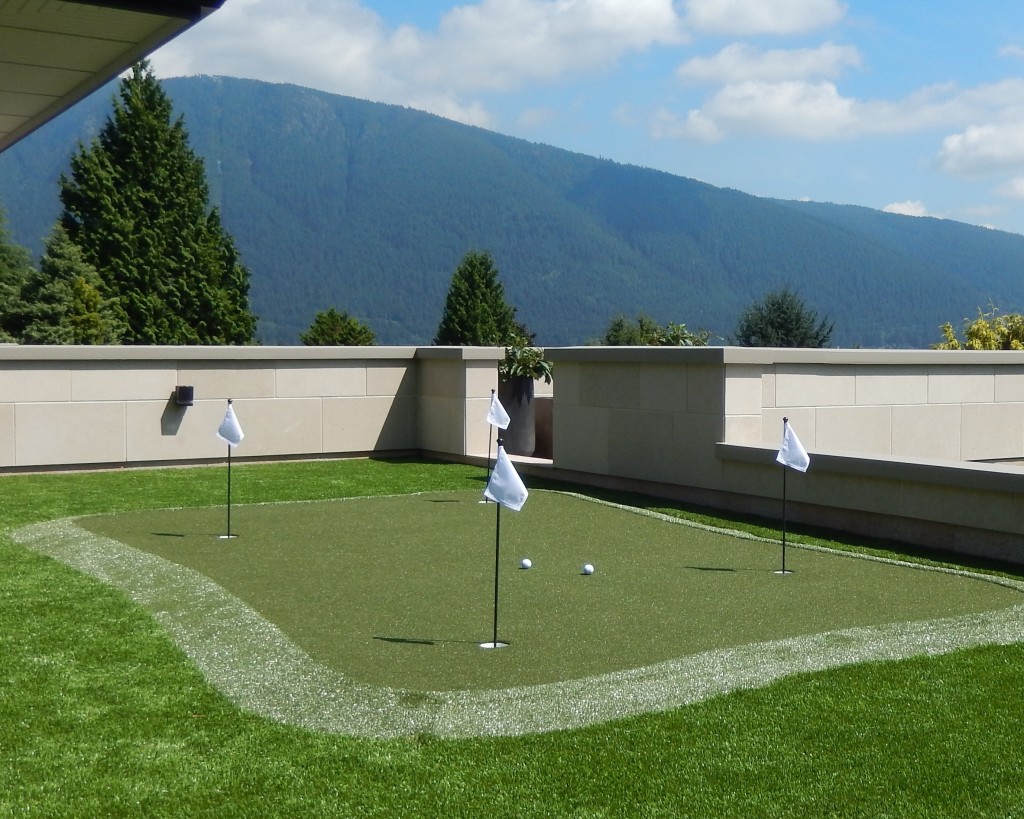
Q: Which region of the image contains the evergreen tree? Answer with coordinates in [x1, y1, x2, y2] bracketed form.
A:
[20, 225, 125, 344]
[0, 210, 33, 341]
[434, 250, 520, 345]
[732, 287, 833, 348]
[600, 313, 711, 346]
[58, 61, 256, 344]
[300, 308, 376, 345]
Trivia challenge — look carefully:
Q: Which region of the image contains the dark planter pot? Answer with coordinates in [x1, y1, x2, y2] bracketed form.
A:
[498, 376, 536, 456]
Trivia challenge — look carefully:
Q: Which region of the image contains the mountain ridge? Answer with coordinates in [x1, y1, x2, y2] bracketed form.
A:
[1, 75, 1022, 346]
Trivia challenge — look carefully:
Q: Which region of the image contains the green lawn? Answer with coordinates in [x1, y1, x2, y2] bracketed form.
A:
[3, 459, 1024, 816]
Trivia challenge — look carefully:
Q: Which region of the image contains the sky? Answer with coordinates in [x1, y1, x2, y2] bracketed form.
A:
[151, 0, 1024, 234]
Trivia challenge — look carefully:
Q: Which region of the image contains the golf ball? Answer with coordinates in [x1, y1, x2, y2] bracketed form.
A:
[582, 563, 595, 575]
[520, 558, 532, 569]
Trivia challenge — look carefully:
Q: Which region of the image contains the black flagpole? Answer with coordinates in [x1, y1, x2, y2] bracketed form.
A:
[492, 490, 501, 646]
[781, 462, 787, 573]
[779, 416, 789, 574]
[484, 435, 505, 648]
[224, 398, 234, 539]
[487, 389, 496, 482]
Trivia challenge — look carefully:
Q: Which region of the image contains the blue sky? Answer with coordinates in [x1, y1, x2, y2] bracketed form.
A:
[153, 1, 1024, 234]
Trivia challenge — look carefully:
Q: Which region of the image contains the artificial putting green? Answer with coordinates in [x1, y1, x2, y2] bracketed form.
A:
[79, 489, 1023, 691]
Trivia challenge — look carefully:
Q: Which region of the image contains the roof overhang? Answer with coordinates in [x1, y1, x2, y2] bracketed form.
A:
[0, 0, 225, 153]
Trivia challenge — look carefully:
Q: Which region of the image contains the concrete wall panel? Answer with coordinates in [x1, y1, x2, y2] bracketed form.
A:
[892, 404, 961, 459]
[16, 402, 126, 465]
[0, 364, 71, 403]
[323, 396, 415, 452]
[855, 366, 928, 406]
[275, 364, 366, 398]
[816, 405, 892, 454]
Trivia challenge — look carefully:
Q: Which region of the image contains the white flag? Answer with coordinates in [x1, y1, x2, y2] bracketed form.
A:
[484, 446, 529, 511]
[217, 403, 244, 448]
[776, 419, 809, 472]
[487, 391, 510, 429]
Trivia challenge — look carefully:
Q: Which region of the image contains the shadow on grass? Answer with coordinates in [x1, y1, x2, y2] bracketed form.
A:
[374, 636, 484, 646]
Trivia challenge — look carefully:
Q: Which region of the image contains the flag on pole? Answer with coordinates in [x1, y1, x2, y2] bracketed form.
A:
[487, 391, 510, 429]
[776, 418, 809, 472]
[217, 403, 244, 448]
[484, 446, 529, 511]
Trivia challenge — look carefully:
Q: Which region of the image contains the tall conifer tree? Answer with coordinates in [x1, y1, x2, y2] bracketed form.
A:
[434, 250, 519, 346]
[59, 61, 256, 344]
[0, 210, 33, 341]
[20, 225, 125, 344]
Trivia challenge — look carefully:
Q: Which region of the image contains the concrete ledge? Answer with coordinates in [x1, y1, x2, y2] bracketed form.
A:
[716, 442, 1024, 493]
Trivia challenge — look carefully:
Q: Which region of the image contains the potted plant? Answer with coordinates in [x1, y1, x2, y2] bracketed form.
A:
[498, 331, 553, 456]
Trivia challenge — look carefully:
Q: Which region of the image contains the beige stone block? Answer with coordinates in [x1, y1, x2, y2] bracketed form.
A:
[609, 408, 674, 482]
[176, 365, 276, 400]
[418, 360, 463, 398]
[762, 370, 776, 409]
[16, 402, 125, 466]
[900, 482, 1017, 531]
[892, 404, 961, 460]
[466, 362, 499, 397]
[275, 363, 366, 398]
[71, 363, 177, 402]
[775, 366, 856, 408]
[723, 415, 762, 445]
[723, 364, 762, 415]
[816, 405, 892, 455]
[224, 398, 323, 456]
[961, 403, 1024, 460]
[465, 396, 495, 456]
[367, 365, 417, 397]
[672, 411, 727, 488]
[552, 404, 609, 474]
[419, 395, 464, 454]
[126, 400, 237, 462]
[927, 367, 994, 404]
[0, 364, 71, 403]
[855, 366, 928, 406]
[580, 363, 687, 412]
[324, 396, 415, 452]
[802, 469, 903, 515]
[761, 408, 815, 449]
[552, 363, 580, 405]
[686, 364, 724, 415]
[993, 367, 1024, 402]
[0, 403, 14, 467]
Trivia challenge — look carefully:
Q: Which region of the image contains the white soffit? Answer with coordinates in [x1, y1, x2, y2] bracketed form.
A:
[0, 0, 224, 152]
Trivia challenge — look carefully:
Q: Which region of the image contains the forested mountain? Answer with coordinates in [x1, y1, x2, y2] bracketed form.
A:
[2, 75, 1023, 346]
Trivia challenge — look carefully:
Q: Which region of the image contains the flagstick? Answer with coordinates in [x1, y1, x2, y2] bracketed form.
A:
[482, 435, 508, 649]
[486, 390, 496, 483]
[491, 498, 501, 646]
[776, 416, 792, 575]
[221, 398, 237, 540]
[780, 464, 788, 573]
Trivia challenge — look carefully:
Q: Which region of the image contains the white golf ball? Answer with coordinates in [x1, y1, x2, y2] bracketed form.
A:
[520, 558, 532, 569]
[582, 563, 595, 575]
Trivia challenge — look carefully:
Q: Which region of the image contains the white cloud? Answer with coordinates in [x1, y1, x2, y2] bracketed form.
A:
[882, 200, 929, 217]
[655, 77, 1024, 144]
[152, 0, 686, 125]
[999, 44, 1024, 60]
[937, 123, 1024, 176]
[656, 80, 858, 141]
[677, 41, 861, 85]
[683, 0, 846, 36]
[997, 177, 1024, 199]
